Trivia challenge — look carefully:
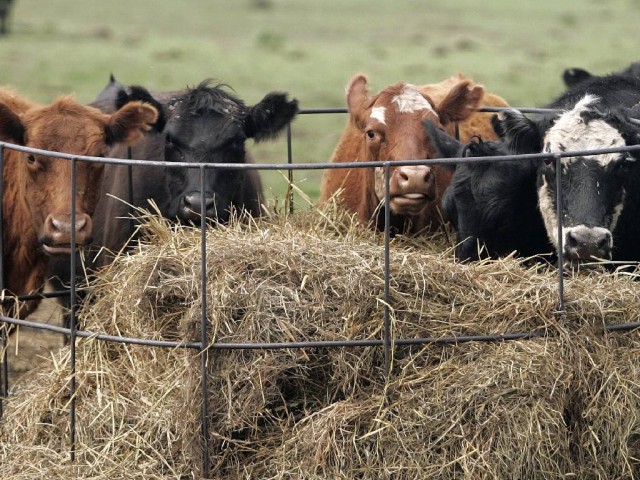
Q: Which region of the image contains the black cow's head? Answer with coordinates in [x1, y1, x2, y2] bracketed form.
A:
[121, 80, 298, 224]
[495, 96, 640, 263]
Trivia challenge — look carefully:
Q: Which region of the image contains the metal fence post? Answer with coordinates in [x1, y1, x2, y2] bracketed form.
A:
[287, 123, 294, 215]
[0, 144, 6, 419]
[554, 154, 565, 313]
[199, 165, 210, 477]
[383, 163, 391, 379]
[127, 147, 135, 235]
[69, 157, 78, 461]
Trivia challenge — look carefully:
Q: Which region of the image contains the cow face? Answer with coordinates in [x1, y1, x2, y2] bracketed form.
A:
[496, 96, 640, 262]
[346, 74, 483, 217]
[157, 81, 297, 223]
[0, 95, 158, 255]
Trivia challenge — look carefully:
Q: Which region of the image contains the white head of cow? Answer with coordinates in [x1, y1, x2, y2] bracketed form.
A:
[497, 94, 640, 262]
[345, 74, 483, 217]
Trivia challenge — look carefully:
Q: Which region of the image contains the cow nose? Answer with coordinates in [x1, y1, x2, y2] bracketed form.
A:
[564, 226, 612, 261]
[181, 191, 217, 219]
[395, 165, 435, 198]
[43, 213, 93, 246]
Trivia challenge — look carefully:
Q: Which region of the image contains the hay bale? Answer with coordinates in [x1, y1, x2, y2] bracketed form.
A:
[1, 205, 639, 479]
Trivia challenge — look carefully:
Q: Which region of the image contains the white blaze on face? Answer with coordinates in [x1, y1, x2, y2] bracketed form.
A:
[370, 107, 386, 125]
[543, 95, 626, 167]
[392, 84, 435, 114]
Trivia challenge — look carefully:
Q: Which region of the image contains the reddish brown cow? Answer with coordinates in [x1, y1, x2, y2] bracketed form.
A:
[320, 73, 509, 234]
[0, 87, 158, 318]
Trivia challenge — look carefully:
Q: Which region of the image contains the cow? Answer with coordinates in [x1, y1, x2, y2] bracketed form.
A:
[86, 77, 298, 267]
[494, 72, 640, 264]
[424, 120, 551, 261]
[0, 87, 158, 318]
[562, 62, 640, 88]
[0, 0, 14, 35]
[319, 74, 509, 235]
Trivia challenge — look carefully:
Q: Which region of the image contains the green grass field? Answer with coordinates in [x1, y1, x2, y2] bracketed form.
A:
[3, 0, 640, 203]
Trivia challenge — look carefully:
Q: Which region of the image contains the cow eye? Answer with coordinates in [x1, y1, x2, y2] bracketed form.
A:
[27, 154, 36, 164]
[366, 130, 376, 140]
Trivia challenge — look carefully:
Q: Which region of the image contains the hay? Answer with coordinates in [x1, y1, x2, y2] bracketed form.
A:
[1, 203, 639, 479]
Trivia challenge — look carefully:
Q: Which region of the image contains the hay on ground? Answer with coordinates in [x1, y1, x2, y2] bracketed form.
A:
[1, 203, 639, 479]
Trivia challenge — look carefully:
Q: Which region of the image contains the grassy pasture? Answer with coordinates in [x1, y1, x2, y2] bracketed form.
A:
[2, 0, 640, 201]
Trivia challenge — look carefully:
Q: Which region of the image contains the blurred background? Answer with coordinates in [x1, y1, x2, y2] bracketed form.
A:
[2, 0, 640, 202]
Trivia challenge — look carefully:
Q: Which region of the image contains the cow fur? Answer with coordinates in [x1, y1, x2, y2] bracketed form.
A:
[320, 73, 509, 235]
[425, 120, 551, 261]
[0, 87, 158, 317]
[495, 72, 640, 263]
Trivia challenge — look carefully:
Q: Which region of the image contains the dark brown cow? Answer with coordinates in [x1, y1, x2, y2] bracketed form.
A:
[0, 87, 158, 318]
[320, 74, 509, 234]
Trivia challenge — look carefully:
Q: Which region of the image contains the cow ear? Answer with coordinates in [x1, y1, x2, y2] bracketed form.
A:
[244, 92, 299, 142]
[562, 67, 593, 88]
[104, 101, 159, 146]
[424, 119, 463, 162]
[116, 85, 167, 133]
[493, 108, 548, 154]
[346, 74, 369, 113]
[436, 80, 484, 125]
[0, 103, 25, 145]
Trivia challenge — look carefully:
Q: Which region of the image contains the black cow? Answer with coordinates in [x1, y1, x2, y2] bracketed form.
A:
[87, 77, 298, 267]
[425, 120, 550, 261]
[562, 62, 640, 88]
[495, 72, 640, 264]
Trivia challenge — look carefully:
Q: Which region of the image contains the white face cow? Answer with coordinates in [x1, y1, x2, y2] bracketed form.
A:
[497, 95, 640, 263]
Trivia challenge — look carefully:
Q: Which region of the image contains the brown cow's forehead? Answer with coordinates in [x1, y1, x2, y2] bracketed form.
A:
[23, 98, 109, 155]
[369, 83, 437, 126]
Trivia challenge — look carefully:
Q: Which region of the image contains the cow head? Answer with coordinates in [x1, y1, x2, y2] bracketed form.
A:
[122, 81, 298, 224]
[495, 96, 640, 262]
[0, 94, 158, 255]
[345, 74, 483, 217]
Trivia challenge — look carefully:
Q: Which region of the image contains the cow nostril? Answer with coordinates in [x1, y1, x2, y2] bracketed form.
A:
[566, 231, 579, 249]
[597, 236, 609, 251]
[425, 170, 434, 184]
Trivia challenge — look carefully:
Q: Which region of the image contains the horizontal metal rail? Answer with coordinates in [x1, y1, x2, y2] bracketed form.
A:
[2, 315, 638, 350]
[2, 140, 640, 171]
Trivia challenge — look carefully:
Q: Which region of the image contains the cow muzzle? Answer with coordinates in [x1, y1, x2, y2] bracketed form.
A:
[563, 225, 612, 262]
[41, 213, 93, 255]
[375, 165, 436, 215]
[179, 191, 220, 223]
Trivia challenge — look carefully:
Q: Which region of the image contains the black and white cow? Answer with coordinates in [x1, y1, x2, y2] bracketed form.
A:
[425, 120, 551, 261]
[495, 72, 640, 264]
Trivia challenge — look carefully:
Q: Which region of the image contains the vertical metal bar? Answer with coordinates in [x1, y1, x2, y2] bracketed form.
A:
[383, 163, 391, 379]
[555, 154, 565, 313]
[0, 145, 6, 419]
[127, 147, 134, 235]
[69, 157, 78, 461]
[287, 123, 294, 215]
[199, 165, 210, 477]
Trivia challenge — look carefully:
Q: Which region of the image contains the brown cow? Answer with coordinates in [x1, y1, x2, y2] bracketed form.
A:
[320, 73, 509, 234]
[0, 87, 158, 318]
